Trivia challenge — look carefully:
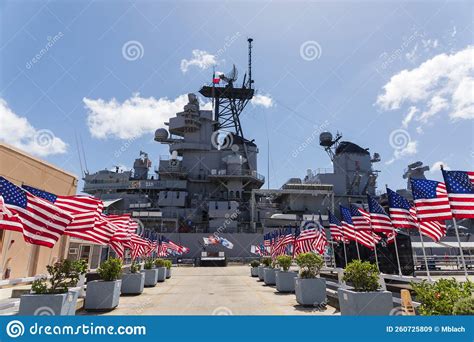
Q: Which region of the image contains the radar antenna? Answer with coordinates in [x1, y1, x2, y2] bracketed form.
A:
[221, 65, 238, 85]
[319, 131, 342, 161]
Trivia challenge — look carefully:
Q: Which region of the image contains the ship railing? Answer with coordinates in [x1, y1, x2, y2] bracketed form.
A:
[155, 165, 188, 173]
[412, 255, 474, 271]
[314, 168, 333, 175]
[209, 169, 265, 182]
[159, 155, 182, 161]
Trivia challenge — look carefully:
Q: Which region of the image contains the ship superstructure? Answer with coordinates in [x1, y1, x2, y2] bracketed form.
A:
[84, 39, 265, 235]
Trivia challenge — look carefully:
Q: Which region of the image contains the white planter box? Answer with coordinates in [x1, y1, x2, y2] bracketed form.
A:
[276, 271, 297, 292]
[295, 277, 326, 306]
[263, 268, 276, 285]
[338, 288, 393, 315]
[142, 269, 158, 287]
[85, 280, 121, 311]
[19, 291, 79, 316]
[121, 273, 145, 295]
[156, 267, 166, 282]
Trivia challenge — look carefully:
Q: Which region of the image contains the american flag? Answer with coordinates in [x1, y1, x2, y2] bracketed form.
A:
[66, 215, 117, 246]
[387, 187, 446, 242]
[341, 205, 374, 249]
[350, 205, 371, 230]
[163, 237, 188, 255]
[263, 233, 271, 247]
[442, 170, 474, 219]
[294, 224, 319, 255]
[314, 213, 328, 254]
[411, 178, 452, 222]
[0, 177, 73, 248]
[339, 206, 357, 241]
[131, 233, 149, 259]
[107, 214, 133, 258]
[367, 194, 394, 234]
[279, 227, 295, 255]
[0, 195, 24, 231]
[271, 229, 284, 257]
[349, 205, 381, 247]
[22, 184, 103, 231]
[327, 210, 344, 241]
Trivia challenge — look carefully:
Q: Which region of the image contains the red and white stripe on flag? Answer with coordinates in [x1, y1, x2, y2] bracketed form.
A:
[0, 195, 24, 232]
[4, 193, 72, 248]
[65, 216, 116, 245]
[413, 182, 452, 222]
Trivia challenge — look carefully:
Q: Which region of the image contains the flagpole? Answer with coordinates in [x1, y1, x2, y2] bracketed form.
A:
[417, 227, 432, 281]
[367, 207, 380, 271]
[342, 240, 348, 267]
[452, 217, 469, 281]
[331, 240, 337, 268]
[355, 239, 360, 260]
[392, 229, 403, 276]
[384, 185, 402, 276]
[347, 199, 360, 261]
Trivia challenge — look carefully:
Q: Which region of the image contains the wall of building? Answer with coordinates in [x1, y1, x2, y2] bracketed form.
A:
[0, 143, 78, 279]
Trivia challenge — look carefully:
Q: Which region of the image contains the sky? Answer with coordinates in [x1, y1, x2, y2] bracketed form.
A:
[0, 0, 473, 194]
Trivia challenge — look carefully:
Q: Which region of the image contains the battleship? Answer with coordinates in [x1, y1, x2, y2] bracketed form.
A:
[82, 39, 474, 273]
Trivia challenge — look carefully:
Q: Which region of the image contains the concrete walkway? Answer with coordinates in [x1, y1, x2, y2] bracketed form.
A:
[84, 266, 339, 316]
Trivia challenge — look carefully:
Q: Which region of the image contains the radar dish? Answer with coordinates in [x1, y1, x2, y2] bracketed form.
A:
[221, 65, 238, 84]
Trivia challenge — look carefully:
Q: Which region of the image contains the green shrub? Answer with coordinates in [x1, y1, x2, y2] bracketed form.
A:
[73, 259, 88, 274]
[276, 255, 292, 272]
[164, 260, 172, 269]
[154, 258, 166, 267]
[31, 259, 83, 294]
[250, 260, 260, 268]
[261, 257, 272, 267]
[343, 260, 380, 292]
[411, 278, 474, 315]
[97, 258, 123, 281]
[452, 296, 474, 315]
[31, 279, 48, 294]
[130, 262, 141, 274]
[144, 258, 154, 270]
[295, 253, 323, 278]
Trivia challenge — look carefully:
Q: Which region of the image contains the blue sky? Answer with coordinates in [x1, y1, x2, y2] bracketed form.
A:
[1, 0, 473, 194]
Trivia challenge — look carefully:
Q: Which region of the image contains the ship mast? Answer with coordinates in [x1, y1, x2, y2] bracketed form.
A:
[199, 38, 255, 140]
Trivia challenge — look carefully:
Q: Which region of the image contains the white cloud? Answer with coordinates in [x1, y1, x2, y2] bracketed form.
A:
[84, 91, 277, 140]
[418, 95, 449, 122]
[84, 94, 194, 139]
[386, 140, 418, 165]
[0, 98, 67, 156]
[451, 76, 474, 119]
[180, 50, 217, 73]
[376, 46, 474, 124]
[402, 106, 418, 128]
[430, 161, 450, 173]
[251, 94, 274, 108]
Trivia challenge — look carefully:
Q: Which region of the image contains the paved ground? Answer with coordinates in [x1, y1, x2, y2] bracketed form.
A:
[84, 266, 339, 316]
